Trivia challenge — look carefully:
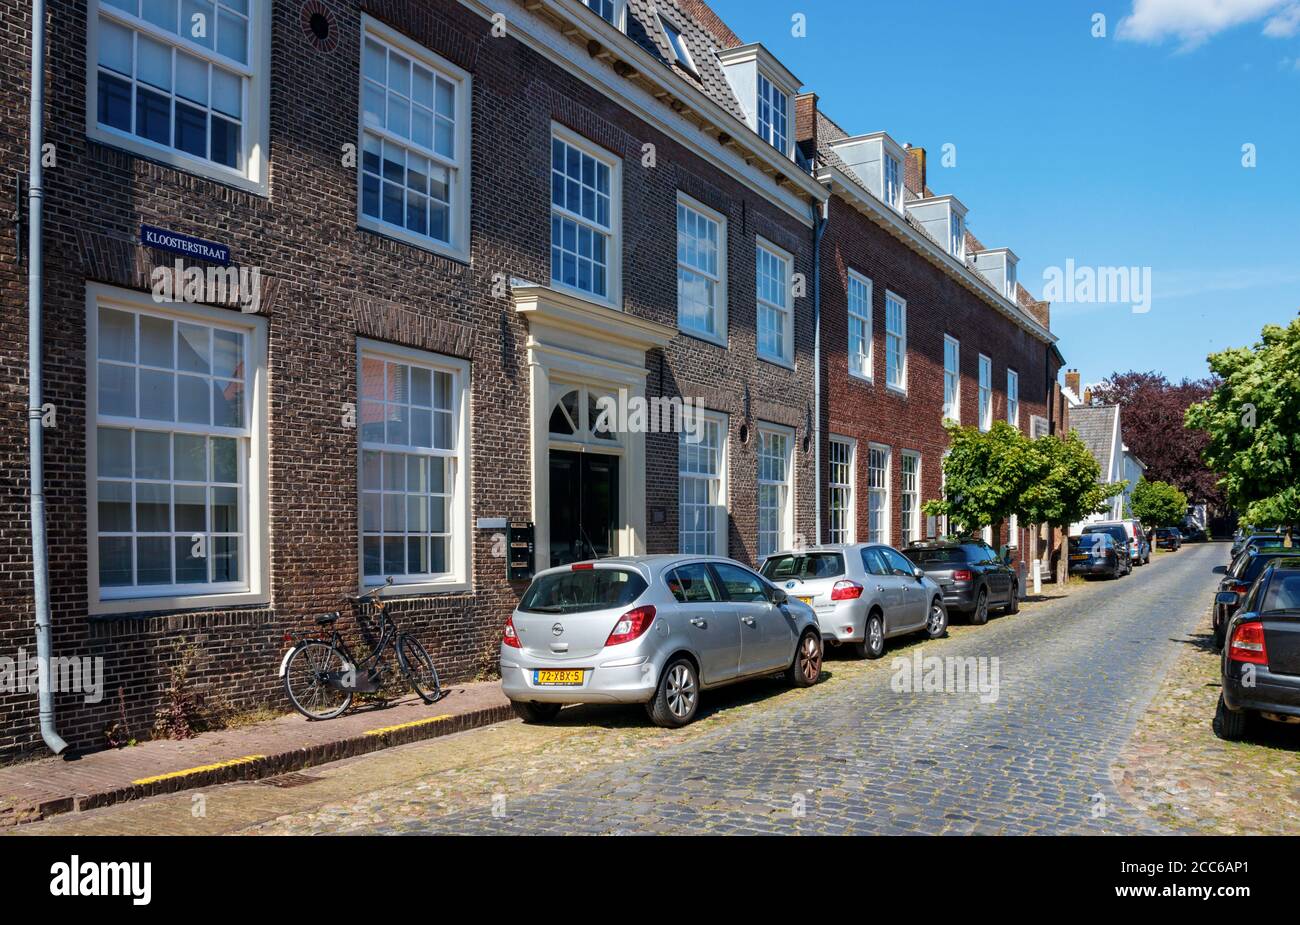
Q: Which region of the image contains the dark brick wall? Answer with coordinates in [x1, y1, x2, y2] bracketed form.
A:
[819, 195, 1061, 560]
[0, 0, 816, 759]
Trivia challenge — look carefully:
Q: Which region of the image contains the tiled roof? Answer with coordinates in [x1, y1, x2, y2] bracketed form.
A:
[1069, 405, 1119, 478]
[624, 0, 747, 122]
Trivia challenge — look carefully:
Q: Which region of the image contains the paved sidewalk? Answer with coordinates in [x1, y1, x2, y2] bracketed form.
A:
[0, 680, 510, 827]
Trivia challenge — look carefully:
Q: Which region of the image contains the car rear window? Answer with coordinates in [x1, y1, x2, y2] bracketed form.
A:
[519, 568, 647, 614]
[1242, 553, 1294, 582]
[1072, 534, 1109, 550]
[761, 553, 845, 580]
[1084, 525, 1127, 545]
[1263, 572, 1300, 612]
[903, 547, 968, 564]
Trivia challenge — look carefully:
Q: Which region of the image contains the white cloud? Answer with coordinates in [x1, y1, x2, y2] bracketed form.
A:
[1117, 0, 1300, 49]
[1264, 1, 1300, 35]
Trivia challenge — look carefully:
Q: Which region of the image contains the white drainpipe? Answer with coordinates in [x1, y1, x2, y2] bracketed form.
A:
[28, 0, 68, 756]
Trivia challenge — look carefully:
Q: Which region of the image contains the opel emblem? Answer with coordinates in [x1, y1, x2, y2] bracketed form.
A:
[552, 622, 564, 637]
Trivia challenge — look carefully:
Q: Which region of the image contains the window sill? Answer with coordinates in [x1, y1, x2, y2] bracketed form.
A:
[549, 279, 622, 313]
[678, 326, 728, 349]
[87, 126, 268, 198]
[757, 352, 795, 372]
[89, 589, 269, 617]
[885, 383, 908, 398]
[357, 216, 470, 265]
[363, 579, 472, 597]
[848, 369, 874, 386]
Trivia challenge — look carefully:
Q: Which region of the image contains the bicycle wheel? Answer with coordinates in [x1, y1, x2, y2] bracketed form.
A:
[396, 635, 441, 704]
[283, 640, 354, 720]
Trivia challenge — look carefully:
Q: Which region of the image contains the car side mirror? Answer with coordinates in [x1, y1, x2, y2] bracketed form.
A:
[913, 566, 925, 580]
[771, 587, 789, 606]
[1215, 591, 1240, 606]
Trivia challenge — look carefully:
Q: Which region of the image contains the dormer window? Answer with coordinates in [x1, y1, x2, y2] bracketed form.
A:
[581, 0, 623, 29]
[661, 17, 696, 75]
[1005, 261, 1017, 299]
[972, 248, 1019, 302]
[717, 44, 801, 162]
[949, 212, 964, 260]
[884, 154, 902, 210]
[756, 72, 789, 156]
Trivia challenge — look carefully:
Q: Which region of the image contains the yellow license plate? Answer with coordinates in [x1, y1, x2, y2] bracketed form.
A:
[797, 596, 814, 606]
[1070, 554, 1088, 561]
[534, 669, 584, 686]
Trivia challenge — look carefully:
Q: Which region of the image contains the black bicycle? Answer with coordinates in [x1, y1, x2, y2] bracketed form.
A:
[282, 577, 442, 720]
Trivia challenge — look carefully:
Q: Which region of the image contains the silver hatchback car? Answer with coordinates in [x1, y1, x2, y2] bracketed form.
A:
[759, 544, 947, 658]
[501, 555, 824, 727]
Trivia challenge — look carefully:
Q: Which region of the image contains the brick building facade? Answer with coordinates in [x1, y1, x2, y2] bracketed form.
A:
[1, 0, 1063, 760]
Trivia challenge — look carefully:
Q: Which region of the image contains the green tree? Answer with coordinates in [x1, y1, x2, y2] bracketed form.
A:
[1185, 317, 1300, 524]
[1018, 431, 1126, 530]
[1128, 478, 1188, 528]
[922, 422, 1036, 536]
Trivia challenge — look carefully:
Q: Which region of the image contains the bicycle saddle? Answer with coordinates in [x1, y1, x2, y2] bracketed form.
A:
[314, 611, 342, 625]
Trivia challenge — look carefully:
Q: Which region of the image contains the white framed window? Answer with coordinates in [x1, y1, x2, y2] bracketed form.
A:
[87, 0, 270, 192]
[847, 270, 872, 381]
[900, 451, 920, 546]
[359, 17, 471, 260]
[86, 284, 267, 614]
[581, 0, 625, 28]
[756, 71, 790, 157]
[677, 193, 726, 343]
[1007, 369, 1020, 427]
[885, 291, 907, 393]
[551, 124, 621, 306]
[943, 335, 960, 422]
[358, 340, 471, 592]
[660, 17, 696, 74]
[757, 424, 794, 558]
[1005, 261, 1017, 299]
[883, 154, 902, 211]
[949, 212, 964, 259]
[978, 354, 993, 431]
[680, 412, 728, 555]
[756, 238, 793, 365]
[867, 443, 890, 545]
[828, 436, 855, 545]
[1008, 514, 1019, 549]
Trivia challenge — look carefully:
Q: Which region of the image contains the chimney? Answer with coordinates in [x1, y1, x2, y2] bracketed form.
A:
[1065, 369, 1080, 397]
[794, 92, 818, 148]
[903, 144, 926, 196]
[1083, 386, 1093, 405]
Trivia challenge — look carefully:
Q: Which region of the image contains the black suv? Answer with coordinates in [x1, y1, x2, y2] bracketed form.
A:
[903, 539, 1019, 625]
[1153, 527, 1182, 551]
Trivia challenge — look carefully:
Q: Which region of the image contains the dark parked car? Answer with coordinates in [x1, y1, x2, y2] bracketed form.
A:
[1082, 522, 1149, 567]
[1153, 527, 1182, 551]
[1230, 532, 1283, 563]
[902, 539, 1019, 625]
[1214, 558, 1300, 740]
[1179, 523, 1207, 543]
[1213, 549, 1298, 649]
[1068, 533, 1130, 579]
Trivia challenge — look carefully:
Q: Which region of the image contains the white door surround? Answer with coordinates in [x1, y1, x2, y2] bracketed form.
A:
[513, 283, 674, 568]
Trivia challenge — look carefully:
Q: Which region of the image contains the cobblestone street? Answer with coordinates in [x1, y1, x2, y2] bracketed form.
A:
[14, 543, 1231, 837]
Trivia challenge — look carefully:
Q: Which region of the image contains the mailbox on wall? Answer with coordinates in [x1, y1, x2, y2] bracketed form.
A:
[507, 521, 535, 582]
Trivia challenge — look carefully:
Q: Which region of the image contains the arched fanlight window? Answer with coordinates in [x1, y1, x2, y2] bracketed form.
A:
[549, 384, 621, 444]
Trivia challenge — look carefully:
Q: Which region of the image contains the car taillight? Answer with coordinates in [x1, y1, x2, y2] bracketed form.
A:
[502, 615, 521, 648]
[571, 562, 594, 571]
[952, 569, 973, 582]
[830, 580, 864, 601]
[605, 605, 656, 646]
[1228, 622, 1268, 666]
[1228, 581, 1249, 595]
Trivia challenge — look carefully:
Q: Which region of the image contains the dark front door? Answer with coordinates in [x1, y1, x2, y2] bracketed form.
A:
[549, 450, 620, 567]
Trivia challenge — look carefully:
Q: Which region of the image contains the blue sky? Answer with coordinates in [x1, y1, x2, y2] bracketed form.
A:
[712, 0, 1300, 385]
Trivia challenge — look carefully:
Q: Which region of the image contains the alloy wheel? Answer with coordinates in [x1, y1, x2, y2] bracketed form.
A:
[666, 664, 697, 718]
[799, 633, 822, 683]
[869, 617, 884, 654]
[927, 603, 946, 636]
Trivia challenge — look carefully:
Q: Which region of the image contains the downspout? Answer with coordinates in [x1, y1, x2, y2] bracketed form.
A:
[27, 0, 67, 756]
[812, 194, 828, 546]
